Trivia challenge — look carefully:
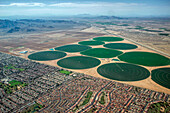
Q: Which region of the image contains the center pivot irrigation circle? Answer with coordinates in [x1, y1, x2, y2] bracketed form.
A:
[55, 44, 91, 53]
[78, 41, 105, 46]
[93, 36, 124, 42]
[80, 48, 123, 58]
[57, 56, 101, 69]
[28, 51, 66, 61]
[118, 52, 170, 66]
[97, 63, 150, 81]
[104, 43, 138, 50]
[151, 68, 170, 89]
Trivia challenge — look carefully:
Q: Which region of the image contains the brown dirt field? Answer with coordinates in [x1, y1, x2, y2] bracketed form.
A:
[0, 30, 105, 55]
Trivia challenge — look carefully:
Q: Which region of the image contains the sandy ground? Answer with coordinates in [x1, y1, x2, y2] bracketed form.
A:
[21, 33, 170, 94]
[0, 30, 105, 54]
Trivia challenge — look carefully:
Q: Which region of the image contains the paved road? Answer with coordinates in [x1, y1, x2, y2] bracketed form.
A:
[13, 101, 36, 113]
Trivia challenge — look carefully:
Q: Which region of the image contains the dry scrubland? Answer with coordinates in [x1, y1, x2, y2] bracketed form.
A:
[0, 31, 104, 55]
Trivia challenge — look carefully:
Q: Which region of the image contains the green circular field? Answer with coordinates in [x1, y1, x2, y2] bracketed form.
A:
[104, 43, 138, 50]
[78, 41, 105, 46]
[151, 68, 170, 89]
[55, 44, 91, 53]
[97, 63, 150, 81]
[80, 48, 123, 58]
[57, 56, 101, 69]
[118, 52, 170, 66]
[93, 36, 124, 42]
[28, 51, 66, 61]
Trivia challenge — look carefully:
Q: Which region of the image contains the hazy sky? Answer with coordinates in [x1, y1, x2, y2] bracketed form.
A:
[0, 0, 170, 17]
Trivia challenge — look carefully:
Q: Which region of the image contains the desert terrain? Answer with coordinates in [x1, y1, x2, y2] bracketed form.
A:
[0, 17, 170, 94]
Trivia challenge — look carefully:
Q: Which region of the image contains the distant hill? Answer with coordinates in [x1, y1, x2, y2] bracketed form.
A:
[7, 27, 21, 33]
[0, 20, 23, 28]
[81, 16, 127, 19]
[97, 16, 126, 19]
[17, 19, 77, 24]
[0, 19, 86, 35]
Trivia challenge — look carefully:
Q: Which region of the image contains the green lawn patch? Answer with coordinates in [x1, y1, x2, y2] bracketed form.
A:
[9, 80, 22, 87]
[78, 41, 105, 46]
[5, 65, 15, 69]
[80, 92, 93, 106]
[57, 56, 101, 69]
[104, 43, 138, 50]
[4, 65, 25, 71]
[93, 36, 124, 42]
[118, 52, 170, 66]
[148, 102, 170, 113]
[28, 51, 66, 61]
[60, 70, 72, 75]
[55, 44, 91, 53]
[19, 69, 25, 71]
[0, 80, 28, 94]
[99, 92, 105, 105]
[97, 63, 150, 81]
[80, 48, 123, 58]
[151, 68, 170, 89]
